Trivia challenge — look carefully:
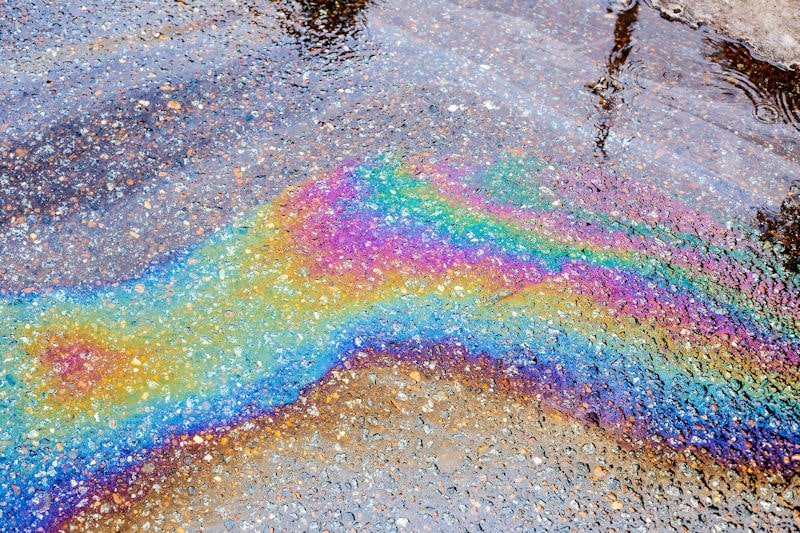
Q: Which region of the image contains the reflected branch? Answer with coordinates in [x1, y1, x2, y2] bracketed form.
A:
[270, 0, 373, 55]
[586, 0, 640, 160]
[757, 183, 800, 273]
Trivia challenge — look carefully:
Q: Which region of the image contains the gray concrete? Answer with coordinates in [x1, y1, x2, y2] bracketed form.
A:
[651, 0, 800, 68]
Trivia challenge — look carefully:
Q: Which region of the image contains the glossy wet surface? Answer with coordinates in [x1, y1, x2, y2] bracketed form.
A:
[2, 0, 799, 292]
[1, 1, 799, 531]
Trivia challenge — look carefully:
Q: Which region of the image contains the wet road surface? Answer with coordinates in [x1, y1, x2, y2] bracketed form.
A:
[1, 1, 800, 531]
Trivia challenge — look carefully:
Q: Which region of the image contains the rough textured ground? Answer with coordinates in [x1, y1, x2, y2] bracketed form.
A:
[2, 1, 800, 532]
[69, 358, 800, 532]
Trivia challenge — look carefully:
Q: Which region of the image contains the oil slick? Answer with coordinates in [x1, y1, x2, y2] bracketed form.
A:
[1, 154, 799, 529]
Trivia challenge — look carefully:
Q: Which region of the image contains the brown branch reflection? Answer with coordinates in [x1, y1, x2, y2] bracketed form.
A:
[249, 0, 374, 61]
[586, 0, 640, 160]
[757, 183, 800, 273]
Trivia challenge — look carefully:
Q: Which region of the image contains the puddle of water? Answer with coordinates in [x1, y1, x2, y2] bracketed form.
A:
[706, 37, 800, 131]
[1, 0, 800, 530]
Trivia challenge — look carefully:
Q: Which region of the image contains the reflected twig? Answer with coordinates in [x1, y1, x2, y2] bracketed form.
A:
[757, 183, 800, 273]
[268, 0, 373, 56]
[586, 0, 640, 160]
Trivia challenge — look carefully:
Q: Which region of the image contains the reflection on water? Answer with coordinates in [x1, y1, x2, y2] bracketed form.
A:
[707, 38, 800, 131]
[265, 0, 373, 59]
[758, 183, 800, 273]
[587, 0, 640, 160]
[586, 0, 800, 164]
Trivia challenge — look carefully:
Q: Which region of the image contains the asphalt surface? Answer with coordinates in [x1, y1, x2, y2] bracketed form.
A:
[2, 1, 800, 531]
